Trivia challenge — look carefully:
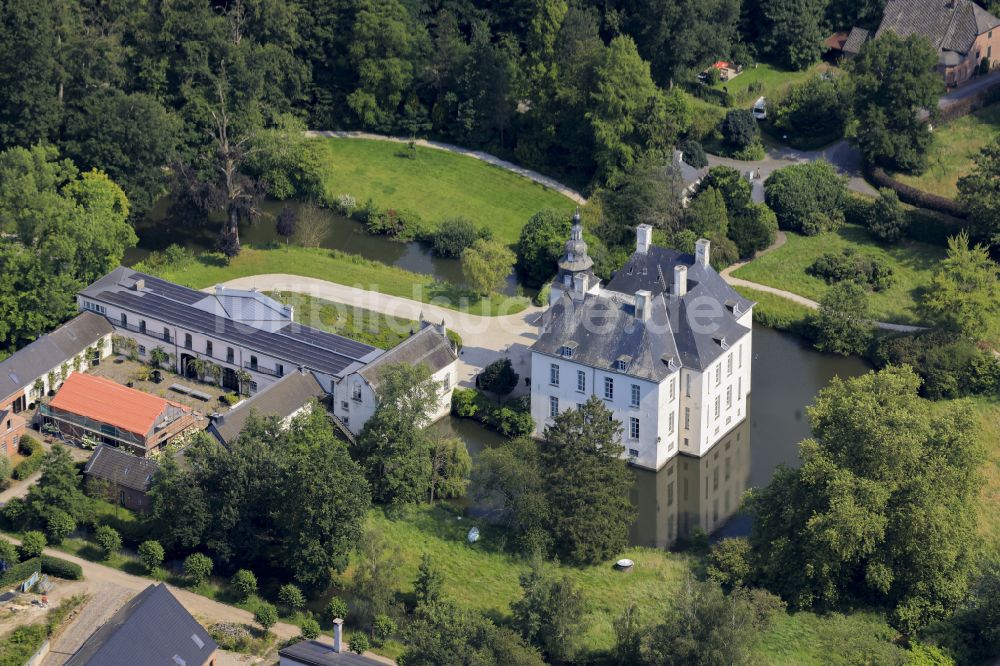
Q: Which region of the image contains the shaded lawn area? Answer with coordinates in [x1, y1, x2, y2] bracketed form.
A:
[313, 138, 576, 244]
[893, 102, 1000, 198]
[731, 225, 945, 325]
[268, 291, 416, 350]
[155, 246, 530, 317]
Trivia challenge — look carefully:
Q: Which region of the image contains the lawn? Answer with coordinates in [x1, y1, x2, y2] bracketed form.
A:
[710, 61, 838, 109]
[268, 291, 417, 350]
[155, 246, 530, 317]
[893, 102, 1000, 198]
[313, 138, 577, 244]
[731, 224, 946, 325]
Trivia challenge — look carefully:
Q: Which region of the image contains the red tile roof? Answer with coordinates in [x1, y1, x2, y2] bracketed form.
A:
[49, 373, 188, 438]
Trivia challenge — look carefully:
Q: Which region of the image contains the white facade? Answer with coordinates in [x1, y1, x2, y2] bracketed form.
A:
[337, 361, 456, 434]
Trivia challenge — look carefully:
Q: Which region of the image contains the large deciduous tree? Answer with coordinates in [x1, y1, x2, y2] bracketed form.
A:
[758, 0, 827, 70]
[812, 281, 875, 356]
[461, 238, 516, 297]
[920, 232, 1000, 342]
[958, 136, 1000, 246]
[748, 366, 983, 633]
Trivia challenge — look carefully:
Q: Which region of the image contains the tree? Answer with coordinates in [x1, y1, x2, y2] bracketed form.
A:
[461, 239, 515, 297]
[255, 602, 278, 633]
[686, 187, 729, 238]
[94, 525, 122, 560]
[748, 367, 984, 632]
[432, 217, 489, 258]
[428, 438, 471, 503]
[920, 232, 1000, 341]
[707, 538, 753, 590]
[516, 209, 572, 288]
[613, 603, 643, 666]
[350, 632, 371, 655]
[730, 203, 779, 258]
[959, 136, 1000, 245]
[372, 614, 396, 646]
[721, 109, 759, 150]
[866, 188, 907, 242]
[355, 363, 440, 505]
[413, 554, 444, 607]
[138, 540, 165, 573]
[184, 553, 213, 585]
[25, 445, 89, 526]
[774, 75, 852, 143]
[646, 576, 784, 666]
[480, 358, 520, 397]
[19, 531, 46, 559]
[301, 617, 321, 640]
[471, 437, 551, 556]
[601, 155, 685, 245]
[292, 202, 328, 248]
[849, 33, 940, 171]
[276, 206, 297, 245]
[539, 397, 635, 563]
[812, 282, 875, 356]
[694, 166, 753, 216]
[758, 0, 827, 69]
[231, 569, 258, 602]
[764, 161, 847, 234]
[0, 538, 17, 568]
[327, 597, 349, 622]
[278, 583, 306, 613]
[351, 527, 402, 626]
[512, 558, 585, 662]
[147, 453, 209, 551]
[43, 508, 76, 544]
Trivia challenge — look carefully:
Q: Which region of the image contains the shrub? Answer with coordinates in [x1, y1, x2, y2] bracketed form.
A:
[326, 597, 349, 622]
[138, 540, 164, 573]
[872, 330, 1000, 399]
[807, 249, 895, 291]
[301, 617, 321, 640]
[350, 631, 371, 654]
[254, 602, 278, 632]
[772, 75, 850, 144]
[533, 283, 552, 307]
[800, 210, 844, 236]
[19, 532, 46, 559]
[490, 405, 535, 438]
[208, 623, 253, 652]
[183, 553, 213, 585]
[0, 623, 48, 665]
[230, 569, 258, 602]
[731, 140, 765, 161]
[41, 555, 83, 580]
[1, 498, 29, 531]
[707, 538, 752, 589]
[678, 139, 708, 168]
[278, 583, 306, 612]
[335, 194, 357, 217]
[0, 558, 40, 587]
[222, 393, 240, 406]
[721, 109, 759, 149]
[17, 435, 40, 457]
[765, 161, 848, 233]
[867, 166, 966, 219]
[372, 614, 396, 646]
[729, 203, 778, 258]
[479, 358, 519, 397]
[12, 454, 44, 481]
[432, 217, 490, 258]
[866, 188, 908, 242]
[94, 525, 121, 560]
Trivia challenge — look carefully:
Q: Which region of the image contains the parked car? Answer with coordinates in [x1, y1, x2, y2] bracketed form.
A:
[752, 96, 767, 120]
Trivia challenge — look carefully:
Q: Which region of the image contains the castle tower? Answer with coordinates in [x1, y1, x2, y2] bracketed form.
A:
[550, 210, 598, 305]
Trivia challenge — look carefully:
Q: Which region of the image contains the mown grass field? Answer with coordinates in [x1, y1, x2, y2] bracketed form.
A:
[269, 291, 416, 349]
[710, 61, 839, 108]
[155, 246, 529, 317]
[893, 102, 1000, 197]
[731, 224, 945, 325]
[314, 138, 576, 244]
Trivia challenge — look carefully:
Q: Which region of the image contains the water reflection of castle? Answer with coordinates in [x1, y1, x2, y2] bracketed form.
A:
[629, 415, 750, 549]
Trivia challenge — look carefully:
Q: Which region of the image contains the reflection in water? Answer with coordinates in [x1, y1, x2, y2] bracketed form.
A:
[128, 197, 527, 296]
[629, 417, 750, 549]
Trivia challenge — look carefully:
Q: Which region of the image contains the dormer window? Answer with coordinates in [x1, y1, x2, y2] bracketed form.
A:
[615, 355, 632, 372]
[559, 342, 578, 359]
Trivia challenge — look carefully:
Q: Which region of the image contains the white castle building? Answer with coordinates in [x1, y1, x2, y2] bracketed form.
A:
[529, 216, 753, 470]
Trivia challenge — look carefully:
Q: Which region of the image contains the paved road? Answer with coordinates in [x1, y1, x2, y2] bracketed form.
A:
[938, 69, 1000, 110]
[305, 130, 587, 205]
[216, 275, 544, 392]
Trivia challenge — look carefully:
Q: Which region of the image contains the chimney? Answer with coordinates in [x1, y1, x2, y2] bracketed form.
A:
[636, 224, 653, 254]
[438, 318, 447, 337]
[283, 304, 294, 319]
[674, 265, 688, 297]
[573, 272, 588, 296]
[695, 238, 711, 267]
[333, 618, 343, 653]
[214, 284, 224, 295]
[133, 279, 145, 291]
[635, 290, 652, 321]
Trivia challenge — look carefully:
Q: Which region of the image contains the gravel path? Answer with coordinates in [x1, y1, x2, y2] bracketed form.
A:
[305, 130, 587, 205]
[43, 585, 134, 665]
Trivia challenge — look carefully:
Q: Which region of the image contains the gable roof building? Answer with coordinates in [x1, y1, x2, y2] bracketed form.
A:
[83, 444, 159, 512]
[530, 222, 753, 470]
[207, 369, 326, 445]
[65, 583, 217, 666]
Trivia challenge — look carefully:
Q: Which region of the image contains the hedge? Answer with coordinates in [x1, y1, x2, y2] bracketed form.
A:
[0, 624, 47, 666]
[12, 454, 44, 481]
[41, 555, 83, 580]
[17, 435, 40, 457]
[845, 193, 968, 247]
[867, 166, 966, 219]
[0, 557, 41, 587]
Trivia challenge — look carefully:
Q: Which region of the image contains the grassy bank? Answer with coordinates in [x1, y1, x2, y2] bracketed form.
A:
[733, 285, 814, 335]
[893, 102, 1000, 198]
[269, 291, 416, 349]
[731, 225, 944, 325]
[313, 138, 576, 244]
[155, 246, 529, 317]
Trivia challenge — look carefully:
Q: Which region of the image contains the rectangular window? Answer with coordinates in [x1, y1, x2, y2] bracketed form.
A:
[738, 344, 743, 368]
[341, 401, 349, 411]
[352, 384, 362, 401]
[726, 385, 732, 409]
[714, 395, 720, 419]
[630, 384, 640, 407]
[629, 417, 639, 439]
[549, 396, 559, 418]
[550, 363, 560, 386]
[577, 370, 586, 393]
[738, 377, 742, 397]
[727, 354, 733, 376]
[226, 347, 234, 363]
[713, 467, 719, 491]
[604, 377, 614, 400]
[684, 407, 690, 430]
[276, 363, 284, 377]
[669, 379, 675, 402]
[685, 374, 691, 397]
[138, 345, 146, 356]
[121, 313, 127, 327]
[560, 346, 573, 358]
[628, 448, 639, 457]
[206, 341, 213, 357]
[249, 381, 258, 394]
[715, 365, 721, 386]
[250, 355, 258, 370]
[184, 333, 192, 350]
[163, 327, 171, 343]
[669, 412, 675, 433]
[139, 320, 146, 334]
[667, 481, 674, 506]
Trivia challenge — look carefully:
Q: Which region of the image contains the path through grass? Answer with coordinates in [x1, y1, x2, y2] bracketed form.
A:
[314, 138, 576, 244]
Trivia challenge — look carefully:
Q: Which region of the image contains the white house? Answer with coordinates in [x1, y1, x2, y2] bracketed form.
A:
[77, 269, 458, 437]
[530, 219, 753, 471]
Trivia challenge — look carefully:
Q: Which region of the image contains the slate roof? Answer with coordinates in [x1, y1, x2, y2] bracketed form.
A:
[208, 370, 326, 445]
[843, 27, 872, 54]
[533, 245, 752, 376]
[0, 312, 112, 402]
[358, 325, 457, 393]
[280, 640, 386, 666]
[79, 268, 383, 379]
[876, 0, 1000, 58]
[83, 444, 159, 492]
[65, 583, 217, 666]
